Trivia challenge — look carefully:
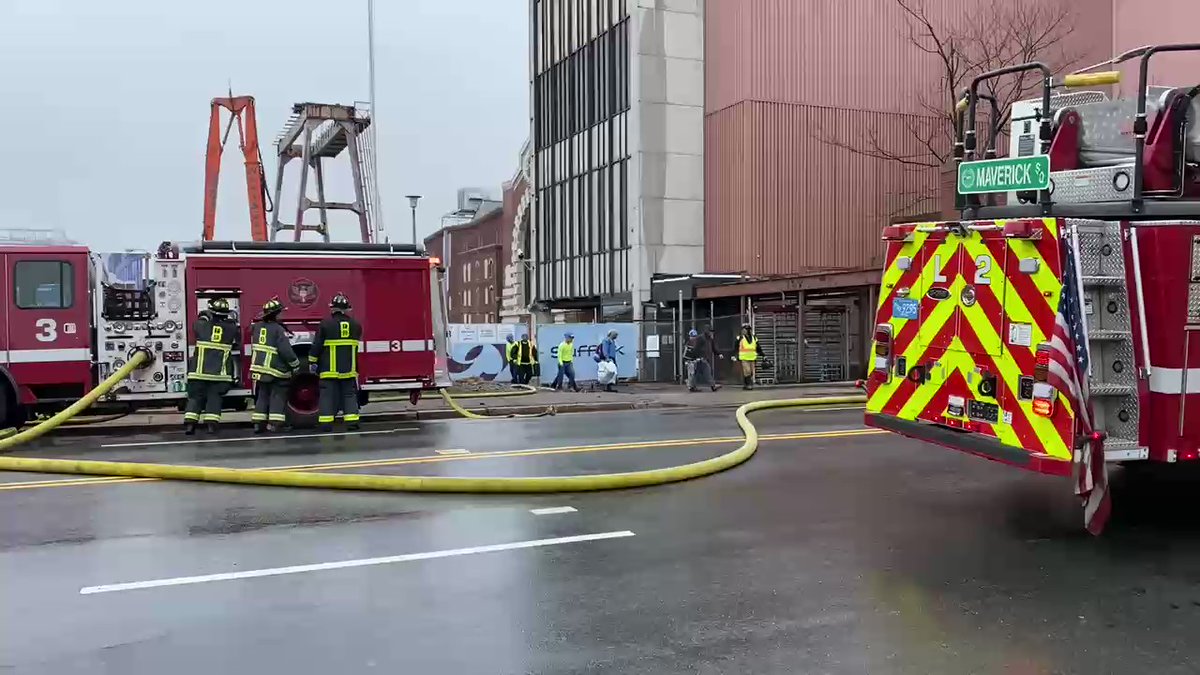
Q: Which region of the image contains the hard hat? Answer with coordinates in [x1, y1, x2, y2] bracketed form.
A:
[207, 297, 231, 316]
[689, 329, 698, 337]
[565, 332, 574, 339]
[521, 333, 529, 341]
[330, 293, 352, 311]
[506, 335, 515, 342]
[262, 297, 284, 317]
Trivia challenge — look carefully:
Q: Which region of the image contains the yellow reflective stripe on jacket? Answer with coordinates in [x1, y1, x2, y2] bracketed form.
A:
[322, 339, 358, 379]
[738, 338, 758, 361]
[196, 340, 232, 352]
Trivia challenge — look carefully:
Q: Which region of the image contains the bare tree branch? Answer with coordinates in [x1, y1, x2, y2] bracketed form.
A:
[817, 0, 1084, 210]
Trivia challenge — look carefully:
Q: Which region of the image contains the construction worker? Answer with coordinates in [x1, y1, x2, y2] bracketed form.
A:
[249, 298, 300, 434]
[514, 334, 535, 385]
[505, 334, 518, 383]
[310, 293, 363, 432]
[551, 332, 580, 392]
[737, 323, 764, 390]
[184, 297, 239, 435]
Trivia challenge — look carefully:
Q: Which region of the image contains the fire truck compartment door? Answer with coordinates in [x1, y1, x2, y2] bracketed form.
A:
[917, 227, 1006, 357]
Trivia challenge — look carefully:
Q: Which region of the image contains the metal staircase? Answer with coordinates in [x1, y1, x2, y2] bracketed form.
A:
[1072, 219, 1147, 461]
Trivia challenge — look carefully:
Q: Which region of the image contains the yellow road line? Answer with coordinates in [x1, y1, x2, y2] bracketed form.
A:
[0, 427, 884, 492]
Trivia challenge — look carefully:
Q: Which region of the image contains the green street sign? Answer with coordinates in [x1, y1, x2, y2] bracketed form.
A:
[957, 155, 1050, 194]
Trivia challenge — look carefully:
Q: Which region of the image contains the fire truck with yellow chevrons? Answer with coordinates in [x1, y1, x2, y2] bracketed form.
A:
[865, 43, 1200, 533]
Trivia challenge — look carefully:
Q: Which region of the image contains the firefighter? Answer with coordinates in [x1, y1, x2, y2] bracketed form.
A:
[737, 323, 764, 390]
[249, 298, 300, 434]
[310, 292, 362, 432]
[184, 297, 240, 435]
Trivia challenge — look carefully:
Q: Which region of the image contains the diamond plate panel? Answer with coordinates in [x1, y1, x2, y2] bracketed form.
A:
[1191, 235, 1200, 281]
[1075, 225, 1125, 278]
[1189, 283, 1200, 325]
[1096, 286, 1131, 332]
[1096, 394, 1140, 441]
[1093, 338, 1135, 387]
[1050, 165, 1135, 203]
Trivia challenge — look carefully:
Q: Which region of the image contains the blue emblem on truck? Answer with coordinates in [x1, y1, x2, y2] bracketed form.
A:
[892, 297, 919, 321]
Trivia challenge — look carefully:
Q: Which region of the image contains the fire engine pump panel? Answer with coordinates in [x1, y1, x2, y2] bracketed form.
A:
[866, 43, 1200, 477]
[94, 248, 191, 397]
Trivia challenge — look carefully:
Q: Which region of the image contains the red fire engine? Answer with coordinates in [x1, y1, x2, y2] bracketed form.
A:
[866, 43, 1200, 532]
[0, 239, 449, 429]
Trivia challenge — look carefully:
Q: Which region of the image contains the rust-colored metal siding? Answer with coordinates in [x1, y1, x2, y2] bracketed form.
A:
[706, 0, 1114, 114]
[705, 101, 939, 276]
[1113, 0, 1200, 91]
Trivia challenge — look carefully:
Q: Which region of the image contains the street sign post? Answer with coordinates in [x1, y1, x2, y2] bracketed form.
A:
[957, 155, 1050, 195]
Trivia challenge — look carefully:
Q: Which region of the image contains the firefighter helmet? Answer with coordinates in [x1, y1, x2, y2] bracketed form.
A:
[208, 297, 231, 316]
[261, 297, 284, 318]
[330, 293, 352, 311]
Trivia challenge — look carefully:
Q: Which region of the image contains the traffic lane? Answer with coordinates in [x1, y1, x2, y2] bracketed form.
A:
[5, 432, 1200, 672]
[0, 423, 879, 551]
[1, 405, 866, 475]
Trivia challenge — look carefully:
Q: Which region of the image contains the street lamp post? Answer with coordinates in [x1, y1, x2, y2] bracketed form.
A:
[405, 194, 422, 247]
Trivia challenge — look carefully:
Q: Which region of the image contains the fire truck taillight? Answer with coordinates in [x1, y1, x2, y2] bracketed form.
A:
[873, 324, 893, 371]
[1031, 382, 1057, 417]
[881, 225, 915, 242]
[1003, 220, 1041, 240]
[1033, 343, 1053, 382]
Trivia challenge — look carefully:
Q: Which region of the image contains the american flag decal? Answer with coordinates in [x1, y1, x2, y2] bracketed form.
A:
[1049, 229, 1110, 535]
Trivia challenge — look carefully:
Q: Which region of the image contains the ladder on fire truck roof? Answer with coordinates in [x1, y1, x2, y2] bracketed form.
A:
[270, 102, 380, 244]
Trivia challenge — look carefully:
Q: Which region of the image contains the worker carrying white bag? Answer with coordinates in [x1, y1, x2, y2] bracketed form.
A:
[594, 329, 619, 392]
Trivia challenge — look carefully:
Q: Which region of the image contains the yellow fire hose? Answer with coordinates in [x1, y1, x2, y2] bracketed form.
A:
[0, 347, 866, 491]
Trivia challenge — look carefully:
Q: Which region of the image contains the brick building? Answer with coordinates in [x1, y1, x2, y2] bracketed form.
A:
[424, 201, 506, 324]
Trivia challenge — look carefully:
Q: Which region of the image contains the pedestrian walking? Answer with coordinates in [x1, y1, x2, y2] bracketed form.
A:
[505, 334, 518, 383]
[184, 297, 239, 435]
[597, 329, 619, 392]
[311, 293, 362, 432]
[683, 329, 719, 392]
[249, 298, 300, 434]
[551, 332, 580, 391]
[514, 334, 535, 385]
[737, 323, 764, 390]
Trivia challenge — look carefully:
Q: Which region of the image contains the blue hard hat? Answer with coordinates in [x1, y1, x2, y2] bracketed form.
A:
[689, 329, 698, 337]
[521, 334, 529, 340]
[506, 335, 514, 342]
[565, 332, 574, 339]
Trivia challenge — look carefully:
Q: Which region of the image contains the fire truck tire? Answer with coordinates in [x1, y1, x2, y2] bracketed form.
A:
[0, 395, 867, 493]
[285, 374, 321, 428]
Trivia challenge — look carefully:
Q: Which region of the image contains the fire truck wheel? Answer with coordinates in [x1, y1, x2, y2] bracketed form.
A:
[286, 373, 321, 429]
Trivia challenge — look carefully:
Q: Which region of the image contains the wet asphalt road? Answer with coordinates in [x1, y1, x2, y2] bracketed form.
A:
[4, 406, 1200, 674]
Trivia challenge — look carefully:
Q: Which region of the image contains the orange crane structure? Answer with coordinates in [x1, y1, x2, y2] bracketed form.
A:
[202, 95, 271, 241]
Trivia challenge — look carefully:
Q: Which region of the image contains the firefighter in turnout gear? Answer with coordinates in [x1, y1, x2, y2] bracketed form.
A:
[310, 293, 362, 431]
[184, 297, 240, 435]
[249, 298, 300, 434]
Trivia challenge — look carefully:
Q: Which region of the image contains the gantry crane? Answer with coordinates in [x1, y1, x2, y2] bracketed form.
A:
[202, 95, 271, 241]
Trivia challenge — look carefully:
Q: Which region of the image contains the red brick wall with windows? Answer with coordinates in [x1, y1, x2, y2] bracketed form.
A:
[424, 208, 505, 323]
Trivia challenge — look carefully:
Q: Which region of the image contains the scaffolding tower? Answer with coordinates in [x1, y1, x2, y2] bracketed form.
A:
[270, 102, 380, 243]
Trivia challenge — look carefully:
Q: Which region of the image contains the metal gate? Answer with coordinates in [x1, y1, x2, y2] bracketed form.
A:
[753, 312, 799, 384]
[802, 306, 849, 382]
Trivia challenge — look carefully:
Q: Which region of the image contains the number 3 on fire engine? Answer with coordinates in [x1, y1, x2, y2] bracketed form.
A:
[35, 318, 57, 343]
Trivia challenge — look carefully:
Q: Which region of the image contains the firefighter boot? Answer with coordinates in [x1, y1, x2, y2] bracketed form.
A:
[266, 423, 281, 433]
[184, 422, 196, 436]
[254, 423, 266, 434]
[206, 422, 219, 435]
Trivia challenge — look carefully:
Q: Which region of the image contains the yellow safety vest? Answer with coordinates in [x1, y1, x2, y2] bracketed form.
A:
[738, 337, 758, 361]
[558, 341, 574, 364]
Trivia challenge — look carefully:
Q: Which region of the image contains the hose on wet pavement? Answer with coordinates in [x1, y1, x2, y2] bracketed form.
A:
[0, 394, 867, 493]
[0, 350, 152, 451]
[438, 388, 555, 419]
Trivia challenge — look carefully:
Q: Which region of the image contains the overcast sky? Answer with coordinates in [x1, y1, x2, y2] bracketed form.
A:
[0, 0, 528, 249]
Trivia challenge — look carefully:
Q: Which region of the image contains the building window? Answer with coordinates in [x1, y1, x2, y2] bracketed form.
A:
[484, 258, 493, 279]
[487, 313, 494, 323]
[463, 263, 471, 284]
[15, 260, 74, 309]
[462, 289, 470, 307]
[484, 285, 494, 305]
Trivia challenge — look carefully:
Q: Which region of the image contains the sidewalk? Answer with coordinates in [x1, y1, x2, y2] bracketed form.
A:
[54, 381, 864, 436]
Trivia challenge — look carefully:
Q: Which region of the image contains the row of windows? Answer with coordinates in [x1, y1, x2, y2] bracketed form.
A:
[537, 251, 629, 302]
[458, 313, 495, 325]
[534, 18, 629, 150]
[454, 285, 497, 310]
[539, 116, 629, 183]
[535, 0, 627, 74]
[459, 258, 496, 284]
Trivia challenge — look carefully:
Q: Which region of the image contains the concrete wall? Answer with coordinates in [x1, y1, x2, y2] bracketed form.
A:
[629, 0, 705, 315]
